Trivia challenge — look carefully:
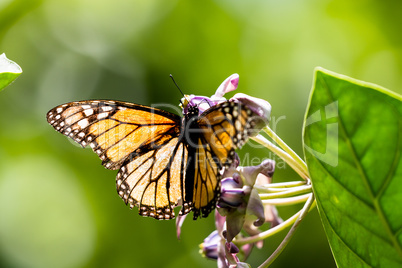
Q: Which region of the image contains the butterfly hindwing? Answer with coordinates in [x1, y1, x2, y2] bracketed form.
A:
[189, 134, 222, 219]
[116, 137, 189, 220]
[199, 101, 259, 158]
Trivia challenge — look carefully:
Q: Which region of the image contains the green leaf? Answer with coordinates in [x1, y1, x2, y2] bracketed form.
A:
[303, 67, 402, 267]
[0, 53, 22, 92]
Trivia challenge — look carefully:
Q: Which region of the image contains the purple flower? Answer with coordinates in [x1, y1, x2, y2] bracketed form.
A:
[217, 160, 276, 243]
[175, 213, 187, 240]
[200, 230, 221, 260]
[180, 75, 271, 143]
[230, 93, 271, 121]
[211, 73, 239, 100]
[238, 159, 275, 189]
[198, 154, 281, 266]
[200, 211, 242, 268]
[181, 73, 239, 115]
[181, 74, 271, 124]
[219, 175, 249, 208]
[240, 160, 282, 249]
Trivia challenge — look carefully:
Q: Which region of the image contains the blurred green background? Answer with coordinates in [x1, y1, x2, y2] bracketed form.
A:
[1, 0, 401, 267]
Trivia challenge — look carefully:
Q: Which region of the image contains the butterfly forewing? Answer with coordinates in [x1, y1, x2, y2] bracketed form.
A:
[47, 101, 181, 169]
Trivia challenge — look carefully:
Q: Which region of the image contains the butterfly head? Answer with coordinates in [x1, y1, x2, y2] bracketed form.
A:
[184, 101, 200, 117]
[181, 94, 215, 116]
[179, 74, 240, 116]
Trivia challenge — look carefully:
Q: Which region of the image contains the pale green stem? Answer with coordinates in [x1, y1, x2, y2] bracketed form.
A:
[254, 181, 308, 193]
[235, 193, 316, 247]
[259, 186, 312, 199]
[235, 209, 300, 246]
[251, 134, 309, 180]
[255, 185, 311, 194]
[258, 193, 316, 268]
[260, 181, 307, 188]
[261, 193, 311, 206]
[263, 126, 308, 175]
[262, 186, 309, 193]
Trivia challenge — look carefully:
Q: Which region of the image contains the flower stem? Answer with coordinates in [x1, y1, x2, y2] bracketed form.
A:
[260, 181, 306, 188]
[254, 181, 308, 193]
[234, 194, 316, 247]
[258, 193, 316, 268]
[259, 185, 312, 199]
[263, 126, 308, 175]
[255, 183, 310, 194]
[261, 193, 311, 206]
[251, 134, 309, 180]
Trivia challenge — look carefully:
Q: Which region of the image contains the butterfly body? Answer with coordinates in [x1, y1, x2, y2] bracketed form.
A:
[47, 99, 262, 220]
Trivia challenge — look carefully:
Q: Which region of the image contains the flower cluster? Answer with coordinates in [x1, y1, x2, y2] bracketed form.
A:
[200, 159, 281, 267]
[177, 74, 313, 267]
[180, 73, 271, 121]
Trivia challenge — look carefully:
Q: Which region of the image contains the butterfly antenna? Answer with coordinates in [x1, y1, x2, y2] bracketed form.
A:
[170, 74, 189, 105]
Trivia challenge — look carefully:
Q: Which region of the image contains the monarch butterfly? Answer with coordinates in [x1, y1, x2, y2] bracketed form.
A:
[46, 96, 264, 220]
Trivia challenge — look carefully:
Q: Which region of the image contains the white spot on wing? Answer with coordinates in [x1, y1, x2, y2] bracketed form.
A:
[232, 109, 239, 118]
[97, 112, 109, 119]
[235, 120, 242, 131]
[83, 109, 94, 116]
[77, 119, 89, 129]
[101, 106, 113, 112]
